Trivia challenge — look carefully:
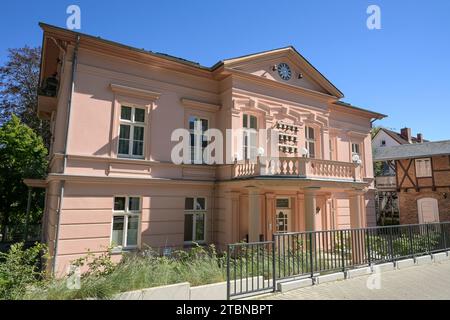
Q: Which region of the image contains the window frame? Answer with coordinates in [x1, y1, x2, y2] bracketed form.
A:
[118, 105, 146, 159]
[415, 158, 432, 178]
[188, 115, 209, 164]
[111, 196, 141, 250]
[243, 114, 258, 160]
[184, 197, 207, 244]
[351, 142, 361, 157]
[304, 126, 316, 158]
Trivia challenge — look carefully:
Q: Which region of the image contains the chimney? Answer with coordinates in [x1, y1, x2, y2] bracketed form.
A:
[400, 127, 412, 143]
[417, 133, 423, 143]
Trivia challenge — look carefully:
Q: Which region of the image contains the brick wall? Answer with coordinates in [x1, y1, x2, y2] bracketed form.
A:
[399, 187, 450, 224]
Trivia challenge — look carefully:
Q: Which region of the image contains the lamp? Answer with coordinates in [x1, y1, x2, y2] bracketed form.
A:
[352, 153, 360, 163]
[234, 152, 240, 161]
[300, 147, 309, 157]
[272, 64, 277, 71]
[298, 73, 304, 79]
[257, 147, 265, 157]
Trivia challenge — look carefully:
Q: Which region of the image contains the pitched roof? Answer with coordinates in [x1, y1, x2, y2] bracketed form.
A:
[38, 22, 385, 119]
[373, 140, 450, 161]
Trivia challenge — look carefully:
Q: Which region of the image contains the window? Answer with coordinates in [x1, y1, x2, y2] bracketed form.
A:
[118, 106, 146, 158]
[184, 197, 206, 243]
[305, 126, 315, 158]
[381, 140, 386, 147]
[415, 158, 432, 177]
[329, 138, 334, 160]
[112, 196, 141, 248]
[351, 143, 360, 157]
[243, 114, 258, 160]
[189, 116, 209, 164]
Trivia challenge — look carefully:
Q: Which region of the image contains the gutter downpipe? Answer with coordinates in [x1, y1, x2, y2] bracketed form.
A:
[52, 35, 80, 275]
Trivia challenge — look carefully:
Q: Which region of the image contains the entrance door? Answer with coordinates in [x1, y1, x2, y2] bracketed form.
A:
[417, 198, 439, 224]
[275, 209, 291, 233]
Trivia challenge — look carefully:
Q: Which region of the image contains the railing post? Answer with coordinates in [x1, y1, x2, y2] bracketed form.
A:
[340, 230, 345, 273]
[425, 224, 431, 253]
[365, 229, 371, 266]
[309, 232, 314, 278]
[272, 240, 276, 292]
[226, 244, 231, 300]
[442, 223, 448, 250]
[388, 227, 394, 262]
[408, 224, 414, 258]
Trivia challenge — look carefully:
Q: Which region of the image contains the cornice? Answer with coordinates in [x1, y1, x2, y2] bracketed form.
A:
[181, 98, 221, 113]
[110, 83, 161, 100]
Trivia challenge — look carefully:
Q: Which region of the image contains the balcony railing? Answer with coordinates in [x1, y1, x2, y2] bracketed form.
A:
[375, 176, 397, 189]
[233, 157, 362, 182]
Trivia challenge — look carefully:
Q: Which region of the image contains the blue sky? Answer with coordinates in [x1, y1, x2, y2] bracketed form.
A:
[1, 0, 449, 140]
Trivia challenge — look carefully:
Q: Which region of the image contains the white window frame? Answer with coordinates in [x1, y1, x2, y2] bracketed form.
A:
[351, 142, 361, 158]
[305, 126, 316, 158]
[184, 197, 207, 244]
[111, 196, 141, 250]
[118, 105, 146, 159]
[243, 114, 258, 160]
[189, 116, 209, 164]
[415, 158, 432, 178]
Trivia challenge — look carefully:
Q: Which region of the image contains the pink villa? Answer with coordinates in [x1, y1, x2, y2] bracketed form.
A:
[32, 23, 386, 275]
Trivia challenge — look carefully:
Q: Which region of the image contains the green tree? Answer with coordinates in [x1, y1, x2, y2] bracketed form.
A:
[0, 46, 50, 148]
[0, 115, 48, 241]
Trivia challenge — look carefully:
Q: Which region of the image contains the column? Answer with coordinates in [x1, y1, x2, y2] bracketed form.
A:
[304, 191, 317, 231]
[296, 192, 305, 231]
[349, 192, 364, 229]
[349, 192, 366, 265]
[230, 191, 241, 243]
[247, 186, 261, 242]
[265, 193, 275, 240]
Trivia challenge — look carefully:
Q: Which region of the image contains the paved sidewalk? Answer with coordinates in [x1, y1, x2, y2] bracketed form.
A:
[260, 260, 450, 300]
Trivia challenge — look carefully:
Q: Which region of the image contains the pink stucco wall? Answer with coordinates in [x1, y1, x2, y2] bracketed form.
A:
[38, 29, 380, 275]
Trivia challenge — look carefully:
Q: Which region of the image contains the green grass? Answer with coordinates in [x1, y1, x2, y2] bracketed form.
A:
[22, 244, 227, 300]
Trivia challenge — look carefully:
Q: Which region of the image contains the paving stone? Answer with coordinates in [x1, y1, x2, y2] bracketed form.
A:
[259, 260, 450, 300]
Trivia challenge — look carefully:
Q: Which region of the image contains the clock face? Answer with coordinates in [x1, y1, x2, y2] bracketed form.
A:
[277, 63, 292, 81]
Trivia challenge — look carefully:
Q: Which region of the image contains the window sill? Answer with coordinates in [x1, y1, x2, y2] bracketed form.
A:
[183, 241, 207, 248]
[110, 246, 138, 254]
[117, 155, 145, 160]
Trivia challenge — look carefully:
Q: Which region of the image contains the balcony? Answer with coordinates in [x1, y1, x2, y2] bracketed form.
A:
[375, 176, 397, 190]
[233, 157, 362, 182]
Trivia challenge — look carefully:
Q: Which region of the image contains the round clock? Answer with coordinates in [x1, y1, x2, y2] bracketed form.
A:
[277, 63, 292, 81]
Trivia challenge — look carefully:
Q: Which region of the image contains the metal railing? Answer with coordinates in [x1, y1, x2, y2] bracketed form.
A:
[226, 222, 450, 299]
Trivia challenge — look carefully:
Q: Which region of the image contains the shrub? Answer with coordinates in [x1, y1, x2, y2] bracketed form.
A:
[25, 244, 227, 300]
[0, 242, 47, 300]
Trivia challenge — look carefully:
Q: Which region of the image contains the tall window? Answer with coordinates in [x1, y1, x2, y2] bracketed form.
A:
[118, 106, 145, 158]
[415, 158, 432, 177]
[184, 197, 206, 243]
[243, 114, 258, 160]
[189, 116, 208, 164]
[305, 126, 315, 158]
[351, 143, 361, 157]
[112, 196, 141, 248]
[329, 138, 334, 160]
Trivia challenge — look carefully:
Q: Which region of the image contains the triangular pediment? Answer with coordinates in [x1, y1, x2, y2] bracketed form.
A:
[222, 46, 343, 98]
